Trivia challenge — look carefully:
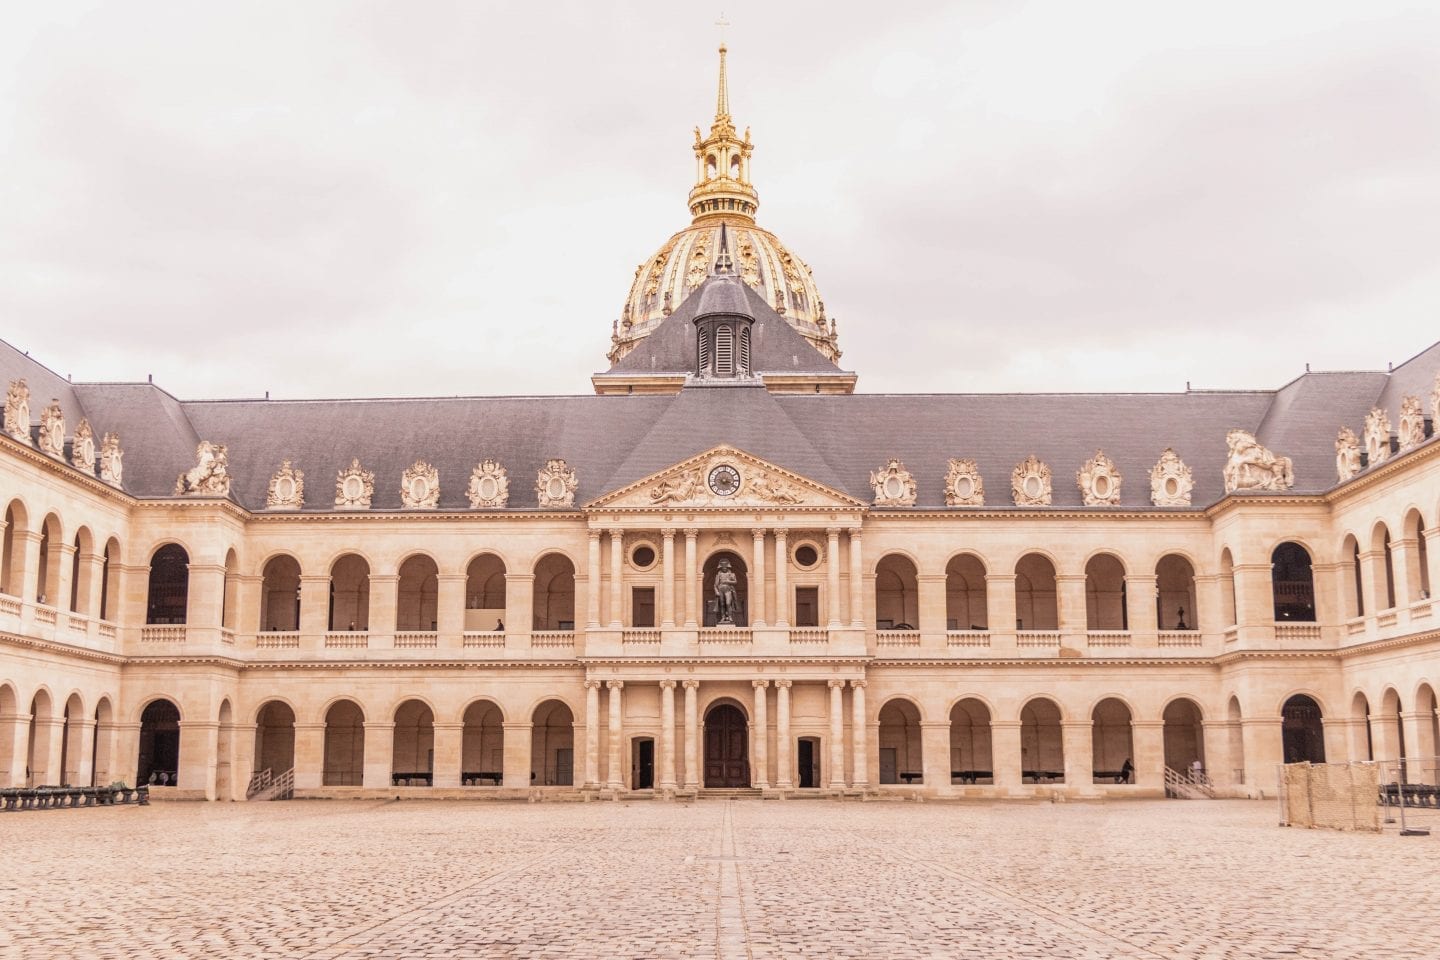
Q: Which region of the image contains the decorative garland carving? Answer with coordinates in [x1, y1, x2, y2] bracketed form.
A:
[1397, 395, 1426, 451]
[99, 433, 123, 487]
[37, 400, 65, 457]
[870, 459, 917, 506]
[1150, 448, 1193, 506]
[536, 458, 578, 508]
[1223, 429, 1293, 492]
[1363, 407, 1391, 467]
[401, 461, 440, 509]
[1011, 455, 1052, 506]
[943, 458, 984, 506]
[4, 379, 30, 444]
[71, 419, 96, 472]
[175, 441, 231, 496]
[335, 459, 374, 509]
[266, 460, 305, 509]
[1076, 450, 1122, 506]
[467, 458, 510, 508]
[1334, 427, 1361, 483]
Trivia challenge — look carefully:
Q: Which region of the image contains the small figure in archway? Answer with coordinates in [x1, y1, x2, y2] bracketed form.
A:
[715, 559, 739, 624]
[495, 619, 504, 631]
[1116, 758, 1134, 784]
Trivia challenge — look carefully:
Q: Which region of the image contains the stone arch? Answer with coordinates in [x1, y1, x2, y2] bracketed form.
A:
[392, 699, 435, 783]
[36, 512, 63, 606]
[259, 554, 302, 632]
[1370, 521, 1397, 611]
[1162, 697, 1206, 772]
[221, 547, 239, 631]
[1, 498, 30, 597]
[1280, 693, 1326, 763]
[531, 699, 575, 786]
[701, 549, 749, 627]
[1084, 553, 1127, 630]
[1091, 697, 1134, 783]
[1020, 696, 1064, 782]
[99, 537, 121, 621]
[874, 554, 918, 630]
[146, 543, 190, 625]
[1014, 554, 1058, 631]
[254, 700, 296, 777]
[137, 697, 181, 786]
[92, 696, 114, 787]
[1350, 690, 1373, 761]
[216, 698, 235, 799]
[1402, 508, 1430, 604]
[945, 553, 988, 630]
[25, 687, 55, 786]
[948, 697, 992, 784]
[1413, 683, 1438, 772]
[532, 552, 575, 630]
[1219, 548, 1237, 627]
[702, 698, 749, 788]
[0, 682, 16, 785]
[396, 553, 440, 631]
[1226, 695, 1245, 783]
[1341, 533, 1364, 618]
[322, 699, 365, 786]
[878, 697, 923, 784]
[465, 552, 507, 631]
[461, 698, 505, 786]
[1270, 542, 1316, 622]
[69, 525, 94, 614]
[328, 553, 370, 631]
[60, 691, 84, 786]
[1156, 553, 1198, 630]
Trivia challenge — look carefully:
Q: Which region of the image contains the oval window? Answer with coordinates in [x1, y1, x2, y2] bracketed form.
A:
[883, 475, 904, 499]
[344, 476, 363, 500]
[632, 545, 656, 568]
[547, 476, 567, 500]
[794, 544, 819, 568]
[478, 476, 499, 501]
[954, 476, 973, 500]
[1094, 475, 1110, 497]
[411, 477, 429, 501]
[1024, 475, 1042, 499]
[1164, 476, 1179, 497]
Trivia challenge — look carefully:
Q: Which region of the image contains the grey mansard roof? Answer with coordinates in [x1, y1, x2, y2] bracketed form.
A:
[1, 328, 1435, 511]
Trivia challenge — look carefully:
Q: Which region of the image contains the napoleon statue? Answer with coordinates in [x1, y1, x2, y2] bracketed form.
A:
[714, 558, 740, 625]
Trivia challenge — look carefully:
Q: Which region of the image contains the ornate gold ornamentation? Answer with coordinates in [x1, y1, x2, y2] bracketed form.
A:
[685, 231, 713, 291]
[71, 419, 95, 472]
[868, 459, 916, 506]
[37, 400, 65, 458]
[266, 460, 305, 509]
[400, 461, 440, 509]
[1363, 407, 1391, 466]
[943, 458, 985, 506]
[1397, 395, 1426, 451]
[1011, 456, 1052, 506]
[1335, 427, 1361, 482]
[1077, 450, 1122, 506]
[335, 459, 374, 509]
[99, 433, 123, 487]
[1150, 448, 1194, 506]
[467, 459, 510, 509]
[536, 458, 578, 508]
[1223, 430, 1293, 493]
[736, 232, 761, 287]
[175, 441, 231, 496]
[4, 379, 30, 444]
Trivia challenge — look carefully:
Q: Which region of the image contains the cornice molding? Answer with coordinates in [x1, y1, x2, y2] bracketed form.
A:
[0, 433, 136, 506]
[1323, 433, 1439, 502]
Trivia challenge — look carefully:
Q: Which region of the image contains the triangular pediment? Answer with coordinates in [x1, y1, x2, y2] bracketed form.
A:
[586, 445, 864, 511]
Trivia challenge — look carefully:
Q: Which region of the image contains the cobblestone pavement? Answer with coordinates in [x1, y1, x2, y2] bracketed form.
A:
[0, 797, 1433, 959]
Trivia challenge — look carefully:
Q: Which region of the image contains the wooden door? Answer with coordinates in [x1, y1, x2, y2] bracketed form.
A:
[704, 705, 750, 787]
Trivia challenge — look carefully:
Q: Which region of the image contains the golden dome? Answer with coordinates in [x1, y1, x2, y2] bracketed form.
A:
[609, 46, 839, 366]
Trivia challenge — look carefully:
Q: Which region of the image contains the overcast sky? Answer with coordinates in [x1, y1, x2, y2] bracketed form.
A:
[2, 1, 1438, 400]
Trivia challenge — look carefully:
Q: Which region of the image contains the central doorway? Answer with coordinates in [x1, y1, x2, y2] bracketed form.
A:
[704, 703, 750, 787]
[631, 737, 655, 789]
[797, 737, 821, 788]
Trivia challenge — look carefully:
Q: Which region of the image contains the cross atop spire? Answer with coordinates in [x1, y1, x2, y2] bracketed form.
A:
[689, 39, 758, 224]
[716, 42, 730, 121]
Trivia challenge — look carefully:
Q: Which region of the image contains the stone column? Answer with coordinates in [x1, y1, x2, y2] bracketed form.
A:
[436, 574, 466, 639]
[293, 722, 326, 790]
[848, 528, 865, 626]
[606, 680, 624, 790]
[586, 530, 602, 627]
[1392, 539, 1419, 609]
[660, 680, 678, 790]
[113, 722, 141, 787]
[367, 573, 399, 647]
[827, 528, 843, 627]
[298, 574, 331, 639]
[583, 680, 601, 788]
[502, 721, 533, 788]
[683, 679, 700, 789]
[1194, 574, 1222, 638]
[1061, 720, 1093, 789]
[1125, 574, 1159, 640]
[432, 721, 463, 788]
[505, 573, 534, 640]
[1425, 528, 1440, 606]
[608, 529, 624, 628]
[18, 531, 42, 622]
[828, 680, 846, 789]
[774, 529, 790, 627]
[752, 680, 769, 788]
[178, 719, 219, 800]
[921, 721, 950, 790]
[1401, 712, 1433, 783]
[362, 722, 395, 789]
[70, 717, 97, 787]
[775, 680, 793, 789]
[1370, 713, 1401, 763]
[661, 529, 676, 627]
[917, 574, 947, 641]
[53, 541, 75, 618]
[1241, 716, 1283, 788]
[750, 529, 767, 626]
[1233, 562, 1277, 634]
[850, 680, 869, 787]
[1202, 720, 1234, 790]
[684, 530, 699, 627]
[82, 552, 107, 621]
[1131, 720, 1165, 790]
[991, 720, 1022, 792]
[986, 574, 1017, 643]
[1056, 574, 1088, 642]
[35, 716, 66, 786]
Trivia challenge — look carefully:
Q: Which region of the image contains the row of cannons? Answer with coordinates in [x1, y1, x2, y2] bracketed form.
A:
[1, 783, 150, 811]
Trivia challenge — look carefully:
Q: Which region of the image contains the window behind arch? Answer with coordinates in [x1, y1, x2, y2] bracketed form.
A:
[146, 545, 190, 624]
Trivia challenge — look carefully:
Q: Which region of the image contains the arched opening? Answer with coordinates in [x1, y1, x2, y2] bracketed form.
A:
[945, 555, 988, 630]
[222, 548, 239, 631]
[1227, 696, 1245, 784]
[532, 553, 575, 630]
[0, 684, 16, 785]
[1343, 535, 1364, 618]
[465, 554, 507, 632]
[146, 544, 190, 624]
[1281, 694, 1326, 763]
[99, 538, 120, 621]
[1403, 510, 1430, 603]
[328, 554, 370, 631]
[1, 501, 27, 596]
[703, 702, 749, 787]
[705, 154, 717, 178]
[874, 554, 917, 630]
[36, 513, 61, 605]
[1019, 697, 1063, 782]
[1415, 684, 1439, 782]
[397, 555, 439, 631]
[1092, 698, 1134, 783]
[949, 698, 992, 784]
[216, 700, 233, 800]
[729, 153, 740, 178]
[137, 699, 181, 786]
[259, 555, 301, 632]
[1270, 542, 1315, 622]
[1163, 698, 1206, 774]
[392, 699, 435, 785]
[61, 692, 84, 785]
[1372, 523, 1396, 611]
[701, 551, 748, 627]
[1015, 554, 1058, 630]
[1085, 554, 1127, 630]
[878, 699, 923, 784]
[254, 701, 296, 777]
[531, 700, 574, 786]
[26, 690, 53, 785]
[1220, 549, 1237, 626]
[461, 700, 504, 786]
[322, 700, 365, 786]
[1156, 554, 1198, 630]
[92, 697, 113, 787]
[1350, 692, 1373, 761]
[1378, 688, 1405, 765]
[70, 527, 93, 614]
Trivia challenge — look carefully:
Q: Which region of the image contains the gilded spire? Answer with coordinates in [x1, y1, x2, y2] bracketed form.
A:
[689, 42, 759, 224]
[716, 44, 730, 121]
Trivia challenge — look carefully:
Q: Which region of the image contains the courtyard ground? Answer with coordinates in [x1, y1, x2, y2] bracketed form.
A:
[0, 797, 1432, 959]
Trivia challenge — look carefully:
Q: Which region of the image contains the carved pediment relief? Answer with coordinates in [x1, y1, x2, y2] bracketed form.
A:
[4, 379, 30, 444]
[587, 445, 862, 511]
[335, 459, 374, 509]
[943, 458, 984, 506]
[100, 433, 123, 487]
[1077, 450, 1121, 506]
[175, 440, 230, 496]
[1150, 448, 1193, 506]
[870, 459, 917, 507]
[1223, 429, 1293, 493]
[37, 400, 65, 458]
[72, 419, 96, 472]
[267, 460, 305, 509]
[1363, 407, 1391, 466]
[1335, 427, 1361, 482]
[468, 458, 509, 508]
[401, 461, 440, 508]
[1011, 455, 1052, 506]
[537, 458, 578, 508]
[1397, 395, 1426, 451]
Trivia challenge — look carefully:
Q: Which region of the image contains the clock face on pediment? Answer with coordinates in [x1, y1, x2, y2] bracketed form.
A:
[583, 445, 864, 511]
[707, 464, 741, 497]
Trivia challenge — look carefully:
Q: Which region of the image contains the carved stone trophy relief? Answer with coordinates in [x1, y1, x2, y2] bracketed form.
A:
[1397, 395, 1426, 451]
[175, 441, 231, 496]
[536, 458, 578, 508]
[401, 461, 440, 509]
[99, 433, 124, 487]
[468, 458, 510, 508]
[1076, 450, 1122, 506]
[943, 458, 984, 507]
[1149, 448, 1193, 506]
[870, 459, 916, 507]
[4, 379, 31, 444]
[37, 400, 65, 458]
[267, 460, 305, 509]
[1222, 430, 1293, 493]
[1363, 407, 1391, 467]
[71, 419, 96, 472]
[1334, 427, 1361, 482]
[335, 459, 375, 509]
[1011, 455, 1052, 506]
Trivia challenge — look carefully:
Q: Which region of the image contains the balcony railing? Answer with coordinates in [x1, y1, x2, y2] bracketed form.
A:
[395, 631, 438, 649]
[67, 614, 89, 635]
[788, 628, 828, 644]
[1377, 610, 1399, 628]
[1344, 616, 1366, 637]
[1274, 623, 1322, 643]
[140, 626, 187, 644]
[34, 605, 57, 625]
[875, 630, 920, 647]
[97, 621, 117, 640]
[1157, 631, 1203, 648]
[699, 627, 751, 643]
[1412, 599, 1433, 621]
[0, 594, 20, 616]
[462, 631, 505, 649]
[1016, 631, 1061, 648]
[946, 630, 990, 648]
[531, 631, 575, 648]
[256, 632, 301, 649]
[219, 628, 236, 645]
[324, 631, 369, 649]
[622, 629, 662, 644]
[1086, 631, 1130, 647]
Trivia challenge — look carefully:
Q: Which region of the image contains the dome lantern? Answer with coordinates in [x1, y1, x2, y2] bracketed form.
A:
[688, 44, 759, 224]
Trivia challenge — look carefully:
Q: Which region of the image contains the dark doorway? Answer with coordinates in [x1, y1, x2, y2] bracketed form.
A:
[797, 737, 820, 788]
[138, 699, 181, 785]
[632, 737, 655, 789]
[704, 704, 750, 787]
[1281, 694, 1326, 763]
[701, 552, 749, 627]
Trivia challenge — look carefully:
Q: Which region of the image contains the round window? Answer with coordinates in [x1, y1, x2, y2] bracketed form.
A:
[1164, 476, 1179, 497]
[1094, 474, 1110, 497]
[794, 544, 819, 568]
[343, 476, 363, 500]
[953, 476, 973, 500]
[632, 545, 656, 568]
[410, 477, 429, 501]
[1024, 475, 1042, 499]
[546, 476, 567, 500]
[883, 475, 904, 499]
[276, 477, 294, 500]
[477, 476, 499, 501]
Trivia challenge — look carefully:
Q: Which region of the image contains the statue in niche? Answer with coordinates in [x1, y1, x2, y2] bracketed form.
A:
[649, 469, 702, 505]
[4, 379, 30, 444]
[175, 440, 230, 496]
[1334, 427, 1361, 482]
[37, 400, 65, 457]
[714, 558, 740, 625]
[72, 419, 96, 472]
[1222, 430, 1293, 493]
[100, 433, 124, 487]
[1397, 395, 1425, 450]
[1363, 407, 1391, 466]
